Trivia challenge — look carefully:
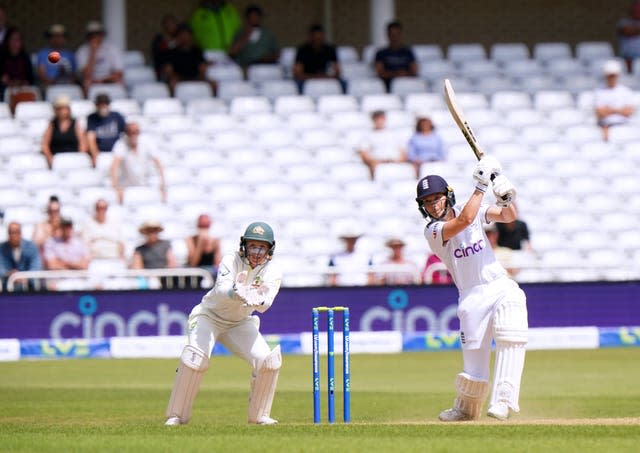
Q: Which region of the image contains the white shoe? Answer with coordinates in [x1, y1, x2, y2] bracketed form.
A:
[487, 402, 509, 421]
[438, 408, 472, 422]
[165, 416, 182, 426]
[255, 415, 278, 425]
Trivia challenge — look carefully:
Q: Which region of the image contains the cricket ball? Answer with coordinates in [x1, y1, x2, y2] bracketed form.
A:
[48, 51, 61, 64]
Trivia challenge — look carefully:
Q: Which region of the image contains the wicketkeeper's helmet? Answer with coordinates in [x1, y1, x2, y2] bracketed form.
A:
[239, 221, 276, 259]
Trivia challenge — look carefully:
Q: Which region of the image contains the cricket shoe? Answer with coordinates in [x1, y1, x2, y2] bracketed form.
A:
[487, 402, 509, 421]
[254, 415, 278, 425]
[438, 408, 473, 422]
[165, 416, 182, 426]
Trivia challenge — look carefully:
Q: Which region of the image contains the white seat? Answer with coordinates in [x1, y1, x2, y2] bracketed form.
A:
[447, 43, 487, 63]
[269, 146, 313, 165]
[246, 64, 284, 84]
[418, 60, 456, 82]
[608, 125, 640, 144]
[211, 130, 251, 150]
[533, 90, 575, 111]
[360, 94, 402, 113]
[149, 115, 194, 134]
[519, 125, 559, 145]
[299, 129, 338, 148]
[575, 41, 614, 63]
[251, 181, 293, 201]
[68, 99, 95, 119]
[361, 44, 377, 65]
[455, 92, 489, 110]
[501, 59, 544, 78]
[51, 152, 93, 172]
[534, 142, 574, 160]
[166, 132, 208, 151]
[109, 98, 141, 117]
[229, 95, 271, 116]
[544, 58, 585, 78]
[340, 62, 375, 81]
[122, 186, 163, 206]
[124, 50, 145, 67]
[311, 198, 355, 218]
[390, 77, 427, 97]
[490, 91, 532, 111]
[20, 168, 61, 191]
[327, 111, 369, 134]
[490, 42, 530, 64]
[14, 101, 53, 121]
[459, 59, 501, 79]
[130, 82, 170, 103]
[258, 79, 298, 101]
[1, 136, 37, 157]
[174, 81, 213, 104]
[474, 77, 514, 96]
[0, 188, 32, 207]
[557, 74, 599, 95]
[0, 118, 20, 138]
[63, 168, 105, 190]
[217, 81, 258, 102]
[45, 84, 84, 103]
[502, 108, 544, 128]
[142, 98, 183, 117]
[347, 77, 386, 97]
[475, 125, 515, 146]
[561, 125, 602, 144]
[314, 145, 358, 165]
[206, 63, 243, 82]
[273, 95, 315, 116]
[297, 181, 341, 201]
[123, 66, 156, 88]
[547, 107, 588, 127]
[196, 113, 240, 134]
[243, 112, 284, 131]
[326, 162, 371, 182]
[386, 110, 415, 129]
[87, 83, 128, 101]
[337, 45, 359, 63]
[404, 92, 446, 114]
[533, 42, 573, 62]
[263, 199, 307, 220]
[277, 46, 296, 75]
[203, 50, 232, 65]
[285, 163, 325, 183]
[374, 162, 416, 182]
[316, 94, 358, 115]
[512, 74, 557, 95]
[162, 166, 195, 187]
[302, 79, 343, 99]
[256, 128, 297, 149]
[0, 102, 10, 118]
[412, 44, 444, 62]
[287, 111, 324, 131]
[185, 98, 227, 116]
[549, 158, 591, 178]
[2, 205, 42, 224]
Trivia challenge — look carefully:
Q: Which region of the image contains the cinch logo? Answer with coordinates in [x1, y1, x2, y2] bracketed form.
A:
[453, 239, 485, 258]
[359, 289, 458, 332]
[49, 295, 187, 339]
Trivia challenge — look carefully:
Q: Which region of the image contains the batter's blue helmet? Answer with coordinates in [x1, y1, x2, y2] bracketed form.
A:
[415, 175, 456, 221]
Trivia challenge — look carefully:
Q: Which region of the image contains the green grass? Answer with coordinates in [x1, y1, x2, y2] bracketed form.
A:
[1, 349, 639, 452]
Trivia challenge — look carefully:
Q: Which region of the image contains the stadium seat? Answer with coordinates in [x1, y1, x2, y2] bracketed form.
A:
[130, 82, 171, 103]
[123, 66, 156, 88]
[544, 58, 585, 78]
[502, 108, 544, 128]
[206, 63, 243, 83]
[337, 45, 360, 63]
[501, 59, 544, 78]
[124, 50, 145, 67]
[360, 94, 402, 113]
[110, 98, 141, 117]
[316, 94, 358, 115]
[142, 98, 183, 117]
[87, 83, 128, 101]
[185, 98, 227, 116]
[14, 101, 53, 121]
[45, 84, 84, 103]
[149, 115, 194, 134]
[51, 152, 93, 172]
[390, 77, 427, 97]
[244, 112, 284, 131]
[347, 77, 386, 98]
[489, 42, 530, 63]
[229, 95, 271, 116]
[258, 79, 298, 101]
[361, 44, 377, 65]
[246, 64, 284, 84]
[273, 95, 315, 116]
[302, 79, 343, 99]
[286, 111, 324, 131]
[217, 81, 258, 102]
[195, 113, 240, 134]
[575, 41, 614, 63]
[417, 60, 456, 83]
[374, 162, 415, 182]
[256, 128, 297, 148]
[474, 77, 515, 96]
[490, 91, 532, 111]
[447, 43, 487, 63]
[174, 81, 213, 104]
[533, 90, 575, 111]
[533, 42, 572, 62]
[411, 44, 444, 62]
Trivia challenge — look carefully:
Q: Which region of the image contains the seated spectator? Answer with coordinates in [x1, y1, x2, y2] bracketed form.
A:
[85, 93, 126, 166]
[109, 122, 167, 204]
[594, 59, 635, 141]
[32, 195, 63, 251]
[421, 253, 453, 285]
[158, 22, 211, 96]
[374, 21, 417, 92]
[75, 20, 124, 96]
[0, 221, 42, 291]
[132, 220, 177, 288]
[0, 27, 35, 99]
[228, 4, 280, 73]
[151, 14, 179, 79]
[43, 217, 91, 271]
[36, 24, 77, 93]
[357, 110, 407, 179]
[41, 95, 88, 168]
[484, 223, 518, 278]
[616, 1, 640, 73]
[327, 223, 375, 286]
[496, 209, 533, 253]
[185, 213, 221, 276]
[293, 23, 343, 93]
[81, 198, 125, 264]
[406, 117, 446, 178]
[376, 238, 419, 285]
[189, 0, 241, 52]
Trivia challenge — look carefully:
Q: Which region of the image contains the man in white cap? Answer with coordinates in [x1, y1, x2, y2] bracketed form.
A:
[327, 221, 375, 286]
[75, 20, 124, 96]
[594, 59, 635, 141]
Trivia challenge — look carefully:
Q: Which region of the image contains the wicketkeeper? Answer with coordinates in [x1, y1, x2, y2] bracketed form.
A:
[165, 222, 283, 425]
[415, 156, 528, 421]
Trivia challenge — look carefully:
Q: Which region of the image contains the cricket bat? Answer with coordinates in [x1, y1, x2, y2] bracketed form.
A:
[443, 78, 485, 161]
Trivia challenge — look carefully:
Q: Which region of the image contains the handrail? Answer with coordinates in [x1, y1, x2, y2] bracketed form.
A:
[5, 267, 215, 292]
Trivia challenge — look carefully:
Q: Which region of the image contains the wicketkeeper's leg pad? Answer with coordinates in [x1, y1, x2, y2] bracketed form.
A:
[248, 345, 282, 424]
[453, 372, 489, 420]
[166, 345, 210, 424]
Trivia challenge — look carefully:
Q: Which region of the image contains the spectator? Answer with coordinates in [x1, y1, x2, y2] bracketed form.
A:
[151, 14, 179, 79]
[376, 238, 420, 285]
[85, 93, 126, 166]
[189, 0, 241, 52]
[185, 213, 222, 276]
[594, 59, 635, 141]
[81, 198, 125, 264]
[75, 20, 124, 96]
[0, 5, 8, 46]
[617, 1, 640, 73]
[35, 24, 77, 93]
[496, 208, 532, 253]
[32, 195, 63, 251]
[109, 122, 167, 204]
[293, 23, 343, 93]
[327, 222, 375, 286]
[0, 27, 35, 98]
[43, 217, 91, 271]
[228, 4, 280, 72]
[132, 221, 177, 289]
[406, 116, 447, 178]
[159, 22, 211, 96]
[41, 95, 88, 169]
[484, 223, 518, 278]
[357, 110, 407, 180]
[421, 253, 453, 285]
[0, 221, 42, 291]
[374, 21, 417, 92]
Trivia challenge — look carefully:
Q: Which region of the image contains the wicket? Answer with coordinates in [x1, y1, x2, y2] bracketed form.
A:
[312, 306, 350, 424]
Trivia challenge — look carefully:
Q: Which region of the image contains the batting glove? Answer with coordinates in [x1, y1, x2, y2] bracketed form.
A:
[492, 174, 516, 207]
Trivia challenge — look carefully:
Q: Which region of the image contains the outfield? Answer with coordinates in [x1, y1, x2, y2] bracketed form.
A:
[1, 348, 639, 452]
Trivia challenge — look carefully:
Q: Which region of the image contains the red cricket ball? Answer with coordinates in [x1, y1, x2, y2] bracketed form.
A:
[48, 51, 61, 64]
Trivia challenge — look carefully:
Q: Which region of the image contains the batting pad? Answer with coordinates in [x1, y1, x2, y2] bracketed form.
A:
[248, 345, 282, 423]
[490, 342, 526, 412]
[166, 345, 210, 424]
[453, 372, 489, 420]
[493, 298, 528, 343]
